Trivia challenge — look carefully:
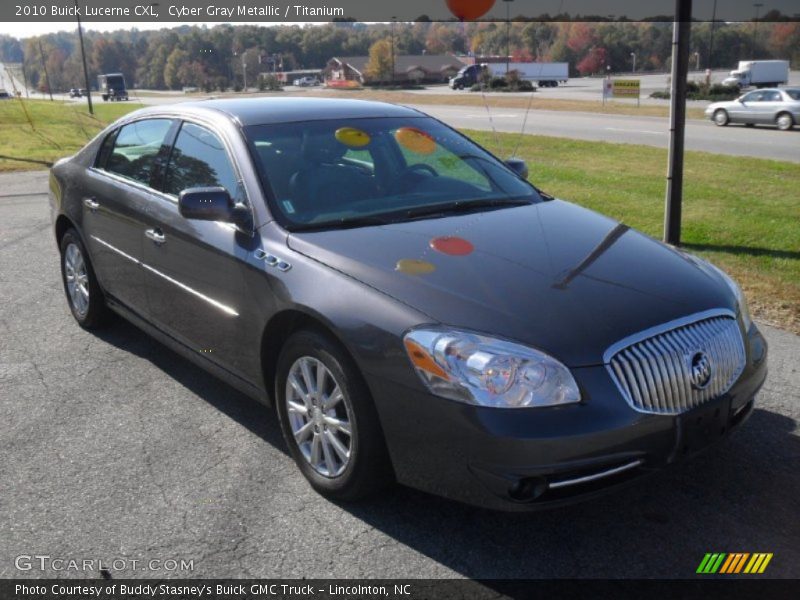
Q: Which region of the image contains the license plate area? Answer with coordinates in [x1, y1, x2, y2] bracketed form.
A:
[677, 398, 732, 456]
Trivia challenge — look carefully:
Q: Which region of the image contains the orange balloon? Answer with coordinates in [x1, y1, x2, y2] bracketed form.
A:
[446, 0, 496, 21]
[395, 127, 436, 155]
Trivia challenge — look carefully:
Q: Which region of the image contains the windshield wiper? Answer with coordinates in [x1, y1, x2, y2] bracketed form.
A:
[292, 214, 392, 232]
[402, 198, 531, 220]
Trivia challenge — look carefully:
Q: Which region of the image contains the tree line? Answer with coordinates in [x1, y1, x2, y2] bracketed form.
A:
[0, 19, 797, 93]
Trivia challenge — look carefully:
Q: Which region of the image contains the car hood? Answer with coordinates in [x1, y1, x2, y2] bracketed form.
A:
[287, 200, 734, 367]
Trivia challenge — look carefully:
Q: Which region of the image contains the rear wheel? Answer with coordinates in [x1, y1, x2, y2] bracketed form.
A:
[275, 330, 393, 501]
[776, 112, 794, 131]
[713, 109, 729, 126]
[59, 229, 111, 329]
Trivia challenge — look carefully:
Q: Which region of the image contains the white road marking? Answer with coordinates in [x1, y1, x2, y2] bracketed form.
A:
[605, 127, 665, 135]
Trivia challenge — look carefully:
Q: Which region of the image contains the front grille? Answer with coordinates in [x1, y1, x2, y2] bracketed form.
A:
[607, 313, 746, 414]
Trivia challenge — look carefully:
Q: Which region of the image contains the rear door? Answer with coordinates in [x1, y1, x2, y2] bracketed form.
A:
[82, 118, 175, 313]
[757, 90, 784, 125]
[140, 120, 262, 382]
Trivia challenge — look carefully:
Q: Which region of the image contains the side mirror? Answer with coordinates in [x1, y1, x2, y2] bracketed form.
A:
[505, 158, 529, 180]
[179, 187, 234, 221]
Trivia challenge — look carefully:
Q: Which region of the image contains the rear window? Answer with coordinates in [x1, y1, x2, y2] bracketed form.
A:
[104, 119, 173, 187]
[785, 89, 800, 101]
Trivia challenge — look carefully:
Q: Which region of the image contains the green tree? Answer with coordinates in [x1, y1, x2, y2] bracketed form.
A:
[164, 48, 189, 89]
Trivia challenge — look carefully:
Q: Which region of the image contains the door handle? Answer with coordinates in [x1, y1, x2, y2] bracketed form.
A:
[83, 197, 99, 211]
[145, 228, 166, 245]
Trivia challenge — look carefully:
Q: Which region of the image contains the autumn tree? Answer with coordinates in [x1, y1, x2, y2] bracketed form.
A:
[364, 38, 393, 83]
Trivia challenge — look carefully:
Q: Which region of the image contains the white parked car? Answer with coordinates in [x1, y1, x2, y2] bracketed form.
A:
[705, 88, 800, 131]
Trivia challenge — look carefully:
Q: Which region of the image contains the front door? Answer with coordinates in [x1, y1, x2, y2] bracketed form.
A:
[141, 121, 261, 383]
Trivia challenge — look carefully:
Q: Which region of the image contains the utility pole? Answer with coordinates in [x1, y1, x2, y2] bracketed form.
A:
[708, 0, 717, 69]
[75, 0, 93, 114]
[664, 0, 692, 246]
[242, 51, 247, 91]
[390, 17, 396, 85]
[503, 0, 513, 75]
[753, 3, 764, 57]
[38, 40, 53, 101]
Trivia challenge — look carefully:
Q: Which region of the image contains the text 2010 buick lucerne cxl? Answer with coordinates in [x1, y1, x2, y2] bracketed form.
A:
[49, 98, 767, 510]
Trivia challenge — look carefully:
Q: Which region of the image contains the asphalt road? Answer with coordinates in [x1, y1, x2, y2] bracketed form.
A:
[1, 171, 799, 579]
[107, 89, 800, 162]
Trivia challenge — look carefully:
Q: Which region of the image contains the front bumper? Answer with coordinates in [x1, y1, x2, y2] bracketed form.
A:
[367, 325, 767, 511]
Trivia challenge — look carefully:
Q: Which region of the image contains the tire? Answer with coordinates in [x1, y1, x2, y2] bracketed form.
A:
[713, 109, 729, 127]
[59, 229, 112, 329]
[275, 329, 393, 501]
[776, 112, 795, 131]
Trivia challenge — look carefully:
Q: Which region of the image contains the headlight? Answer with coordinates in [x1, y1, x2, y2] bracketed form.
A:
[403, 328, 581, 408]
[707, 262, 752, 331]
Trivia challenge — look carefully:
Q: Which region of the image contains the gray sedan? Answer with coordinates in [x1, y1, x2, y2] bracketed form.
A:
[706, 88, 800, 130]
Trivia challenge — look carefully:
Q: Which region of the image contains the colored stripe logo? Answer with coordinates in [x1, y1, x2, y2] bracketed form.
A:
[697, 553, 773, 574]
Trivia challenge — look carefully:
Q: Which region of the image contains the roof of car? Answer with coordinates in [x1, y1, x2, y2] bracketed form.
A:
[172, 97, 425, 126]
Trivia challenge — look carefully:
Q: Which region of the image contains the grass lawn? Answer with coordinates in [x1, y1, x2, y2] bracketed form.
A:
[0, 99, 143, 172]
[1, 99, 796, 332]
[464, 129, 800, 333]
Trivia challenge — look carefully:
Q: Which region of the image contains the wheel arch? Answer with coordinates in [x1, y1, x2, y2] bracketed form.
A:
[54, 214, 76, 245]
[259, 308, 364, 406]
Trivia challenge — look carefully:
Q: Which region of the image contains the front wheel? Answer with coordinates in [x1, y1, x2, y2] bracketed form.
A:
[713, 109, 729, 126]
[776, 112, 795, 131]
[59, 229, 111, 329]
[275, 330, 393, 501]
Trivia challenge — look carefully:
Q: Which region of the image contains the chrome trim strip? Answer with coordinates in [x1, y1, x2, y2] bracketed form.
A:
[90, 235, 239, 317]
[547, 459, 644, 490]
[602, 308, 736, 365]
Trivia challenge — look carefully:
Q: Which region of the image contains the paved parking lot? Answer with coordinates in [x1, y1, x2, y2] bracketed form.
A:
[1, 171, 798, 579]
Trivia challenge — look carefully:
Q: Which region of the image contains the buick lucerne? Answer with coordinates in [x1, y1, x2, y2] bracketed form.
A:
[49, 98, 767, 509]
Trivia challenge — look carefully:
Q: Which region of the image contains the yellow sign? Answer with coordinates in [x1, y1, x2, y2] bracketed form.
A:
[612, 79, 641, 98]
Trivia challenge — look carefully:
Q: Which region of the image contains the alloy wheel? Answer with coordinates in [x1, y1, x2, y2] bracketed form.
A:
[776, 114, 793, 131]
[285, 356, 353, 477]
[64, 243, 90, 318]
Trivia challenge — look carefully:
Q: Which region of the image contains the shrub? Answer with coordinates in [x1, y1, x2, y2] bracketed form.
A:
[259, 74, 283, 92]
[489, 76, 508, 89]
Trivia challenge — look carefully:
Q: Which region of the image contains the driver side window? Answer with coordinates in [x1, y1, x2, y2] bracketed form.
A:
[742, 91, 764, 103]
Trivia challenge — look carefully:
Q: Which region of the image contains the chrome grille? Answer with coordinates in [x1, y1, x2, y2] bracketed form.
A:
[606, 312, 746, 414]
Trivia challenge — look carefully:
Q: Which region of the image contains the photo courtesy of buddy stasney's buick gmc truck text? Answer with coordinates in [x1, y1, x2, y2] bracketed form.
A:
[49, 97, 767, 510]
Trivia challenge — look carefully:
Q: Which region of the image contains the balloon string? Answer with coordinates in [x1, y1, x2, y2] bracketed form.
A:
[510, 83, 536, 159]
[479, 81, 504, 158]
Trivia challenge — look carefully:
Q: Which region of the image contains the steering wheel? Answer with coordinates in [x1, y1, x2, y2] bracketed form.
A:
[389, 163, 439, 194]
[404, 163, 438, 177]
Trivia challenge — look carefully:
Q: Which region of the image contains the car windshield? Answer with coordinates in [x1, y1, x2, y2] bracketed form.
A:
[245, 117, 540, 230]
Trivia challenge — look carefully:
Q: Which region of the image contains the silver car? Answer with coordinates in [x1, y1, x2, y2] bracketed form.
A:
[706, 88, 800, 131]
